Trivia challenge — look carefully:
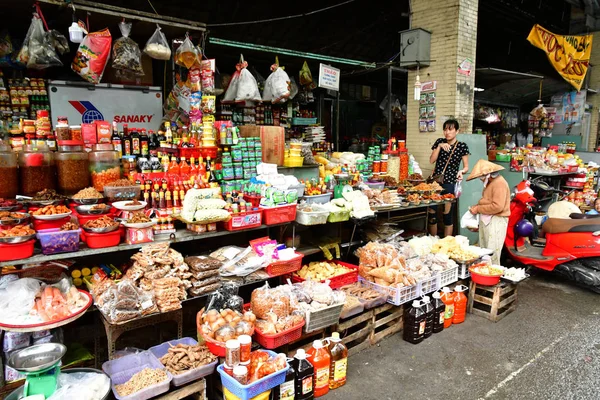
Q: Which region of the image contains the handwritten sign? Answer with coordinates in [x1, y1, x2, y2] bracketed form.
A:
[318, 64, 340, 91]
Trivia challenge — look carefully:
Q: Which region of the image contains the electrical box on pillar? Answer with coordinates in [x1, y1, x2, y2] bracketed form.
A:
[399, 28, 431, 68]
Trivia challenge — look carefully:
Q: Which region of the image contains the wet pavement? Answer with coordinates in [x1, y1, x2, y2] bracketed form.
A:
[325, 271, 600, 400]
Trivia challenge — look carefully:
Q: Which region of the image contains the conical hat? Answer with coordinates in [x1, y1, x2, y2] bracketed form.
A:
[466, 159, 505, 181]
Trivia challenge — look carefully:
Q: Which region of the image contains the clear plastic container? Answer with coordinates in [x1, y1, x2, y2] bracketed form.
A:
[89, 144, 121, 192]
[19, 143, 56, 196]
[0, 143, 18, 199]
[56, 141, 90, 195]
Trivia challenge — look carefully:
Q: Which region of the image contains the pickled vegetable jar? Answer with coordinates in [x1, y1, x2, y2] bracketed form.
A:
[56, 140, 90, 195]
[19, 143, 56, 196]
[89, 143, 120, 191]
[0, 144, 18, 199]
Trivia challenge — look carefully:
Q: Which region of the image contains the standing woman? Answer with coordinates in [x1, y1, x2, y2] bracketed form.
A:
[428, 119, 470, 237]
[467, 160, 511, 265]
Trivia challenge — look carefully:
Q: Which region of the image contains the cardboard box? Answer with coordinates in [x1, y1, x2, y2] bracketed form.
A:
[239, 125, 261, 138]
[260, 126, 285, 166]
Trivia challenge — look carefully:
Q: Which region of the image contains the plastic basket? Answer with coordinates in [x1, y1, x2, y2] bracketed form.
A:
[260, 204, 297, 225]
[340, 296, 365, 319]
[148, 337, 218, 387]
[292, 261, 359, 289]
[302, 193, 331, 204]
[102, 351, 172, 400]
[295, 208, 329, 225]
[196, 312, 254, 357]
[327, 210, 350, 223]
[418, 275, 438, 295]
[437, 266, 459, 287]
[253, 320, 305, 349]
[458, 263, 471, 279]
[217, 350, 289, 400]
[37, 228, 81, 255]
[358, 276, 419, 306]
[265, 252, 303, 277]
[243, 194, 262, 208]
[305, 303, 344, 333]
[222, 210, 262, 231]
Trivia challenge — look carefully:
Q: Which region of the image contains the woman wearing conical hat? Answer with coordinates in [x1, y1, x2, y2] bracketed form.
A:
[467, 160, 511, 265]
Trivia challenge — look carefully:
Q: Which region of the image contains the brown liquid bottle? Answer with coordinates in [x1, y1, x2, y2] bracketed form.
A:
[327, 332, 348, 390]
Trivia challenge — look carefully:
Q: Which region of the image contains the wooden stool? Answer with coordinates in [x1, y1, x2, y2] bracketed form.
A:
[467, 281, 517, 322]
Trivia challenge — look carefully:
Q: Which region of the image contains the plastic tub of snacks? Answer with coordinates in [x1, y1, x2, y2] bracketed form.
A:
[37, 228, 81, 255]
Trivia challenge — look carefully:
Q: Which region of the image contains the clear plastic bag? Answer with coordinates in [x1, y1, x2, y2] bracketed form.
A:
[47, 371, 110, 400]
[112, 21, 144, 75]
[201, 59, 215, 94]
[0, 278, 42, 324]
[143, 24, 171, 60]
[16, 15, 37, 65]
[454, 181, 463, 198]
[46, 30, 69, 55]
[24, 15, 62, 69]
[224, 57, 262, 102]
[263, 65, 291, 103]
[460, 210, 479, 229]
[175, 34, 198, 69]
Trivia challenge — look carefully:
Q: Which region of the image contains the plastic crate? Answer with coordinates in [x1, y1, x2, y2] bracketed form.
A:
[305, 302, 344, 333]
[340, 296, 365, 319]
[148, 337, 218, 387]
[292, 261, 359, 289]
[302, 193, 331, 204]
[358, 276, 419, 306]
[37, 228, 81, 255]
[260, 204, 297, 225]
[418, 275, 438, 295]
[222, 210, 262, 231]
[253, 320, 305, 349]
[217, 350, 289, 400]
[437, 266, 459, 287]
[295, 208, 329, 225]
[458, 263, 471, 279]
[243, 194, 262, 208]
[102, 351, 172, 400]
[265, 252, 303, 277]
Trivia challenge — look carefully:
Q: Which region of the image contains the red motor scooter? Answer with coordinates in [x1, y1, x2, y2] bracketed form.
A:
[505, 179, 600, 292]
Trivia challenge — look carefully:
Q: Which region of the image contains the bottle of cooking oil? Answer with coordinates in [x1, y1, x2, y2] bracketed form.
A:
[327, 332, 348, 389]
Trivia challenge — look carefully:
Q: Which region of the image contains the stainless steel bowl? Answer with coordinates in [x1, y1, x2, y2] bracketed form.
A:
[0, 233, 36, 244]
[75, 204, 111, 215]
[24, 199, 65, 207]
[82, 224, 120, 234]
[70, 197, 105, 205]
[0, 213, 30, 226]
[0, 204, 23, 212]
[7, 343, 67, 373]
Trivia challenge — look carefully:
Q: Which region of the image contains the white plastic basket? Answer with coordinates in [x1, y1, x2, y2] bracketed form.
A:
[358, 277, 419, 306]
[418, 275, 438, 295]
[295, 209, 330, 225]
[437, 266, 459, 287]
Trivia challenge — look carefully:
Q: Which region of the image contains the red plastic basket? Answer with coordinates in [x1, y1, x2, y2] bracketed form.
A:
[222, 210, 262, 231]
[80, 227, 123, 249]
[243, 194, 262, 208]
[265, 252, 304, 277]
[0, 239, 35, 261]
[196, 312, 255, 357]
[254, 320, 305, 349]
[292, 261, 359, 289]
[179, 147, 201, 160]
[260, 204, 297, 226]
[201, 146, 218, 160]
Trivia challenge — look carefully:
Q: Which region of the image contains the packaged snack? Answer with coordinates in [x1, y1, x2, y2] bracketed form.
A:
[189, 66, 201, 93]
[112, 21, 144, 76]
[201, 95, 216, 114]
[201, 59, 215, 94]
[72, 29, 112, 84]
[143, 24, 171, 60]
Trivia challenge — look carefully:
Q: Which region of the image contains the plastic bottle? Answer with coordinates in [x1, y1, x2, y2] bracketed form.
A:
[306, 340, 330, 397]
[440, 287, 455, 328]
[328, 332, 348, 389]
[453, 285, 468, 324]
[273, 357, 295, 400]
[294, 349, 314, 400]
[403, 300, 426, 344]
[431, 291, 445, 333]
[421, 296, 434, 339]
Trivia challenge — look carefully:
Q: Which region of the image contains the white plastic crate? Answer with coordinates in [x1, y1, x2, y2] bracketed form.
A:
[417, 275, 438, 295]
[358, 277, 419, 306]
[438, 266, 459, 287]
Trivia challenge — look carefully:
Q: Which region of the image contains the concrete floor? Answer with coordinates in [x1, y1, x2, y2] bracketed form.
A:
[326, 271, 600, 400]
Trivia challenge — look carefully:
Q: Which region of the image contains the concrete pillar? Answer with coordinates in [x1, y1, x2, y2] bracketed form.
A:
[585, 32, 600, 151]
[406, 0, 479, 176]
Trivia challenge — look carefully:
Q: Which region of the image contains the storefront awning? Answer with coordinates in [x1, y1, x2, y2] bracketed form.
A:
[474, 67, 572, 107]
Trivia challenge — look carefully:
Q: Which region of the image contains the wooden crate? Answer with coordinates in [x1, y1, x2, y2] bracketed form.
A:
[335, 308, 374, 356]
[370, 304, 403, 344]
[467, 281, 517, 322]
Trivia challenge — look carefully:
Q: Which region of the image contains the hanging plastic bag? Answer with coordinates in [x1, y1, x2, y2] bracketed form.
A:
[299, 60, 316, 89]
[175, 34, 198, 69]
[263, 58, 291, 103]
[224, 55, 261, 102]
[26, 15, 62, 70]
[249, 66, 266, 92]
[289, 76, 299, 100]
[454, 181, 463, 198]
[16, 14, 38, 66]
[112, 21, 144, 76]
[46, 30, 69, 55]
[460, 211, 479, 229]
[143, 24, 171, 60]
[72, 29, 112, 84]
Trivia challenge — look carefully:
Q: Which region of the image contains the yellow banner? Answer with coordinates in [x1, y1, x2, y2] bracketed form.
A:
[527, 24, 592, 91]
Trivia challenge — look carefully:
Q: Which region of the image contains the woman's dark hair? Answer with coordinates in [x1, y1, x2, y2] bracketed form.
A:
[443, 119, 460, 131]
[595, 197, 600, 207]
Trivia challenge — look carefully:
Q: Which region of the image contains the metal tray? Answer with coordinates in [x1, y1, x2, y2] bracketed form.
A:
[82, 223, 120, 234]
[70, 197, 105, 205]
[0, 233, 36, 243]
[8, 343, 67, 372]
[76, 204, 111, 215]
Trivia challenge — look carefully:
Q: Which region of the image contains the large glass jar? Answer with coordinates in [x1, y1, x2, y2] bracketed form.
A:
[0, 143, 18, 199]
[89, 143, 120, 192]
[56, 141, 90, 195]
[19, 143, 56, 196]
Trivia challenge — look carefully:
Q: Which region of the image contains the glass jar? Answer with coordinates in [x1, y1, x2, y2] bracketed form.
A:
[55, 124, 70, 141]
[56, 141, 90, 195]
[0, 144, 18, 199]
[89, 144, 121, 192]
[19, 143, 56, 196]
[387, 153, 400, 181]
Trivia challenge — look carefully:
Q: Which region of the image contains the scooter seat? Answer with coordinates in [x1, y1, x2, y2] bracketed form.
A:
[569, 213, 600, 220]
[542, 217, 600, 234]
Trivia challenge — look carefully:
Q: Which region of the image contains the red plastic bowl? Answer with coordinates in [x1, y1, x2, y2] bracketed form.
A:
[32, 216, 71, 231]
[469, 268, 502, 286]
[0, 239, 35, 261]
[80, 227, 123, 249]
